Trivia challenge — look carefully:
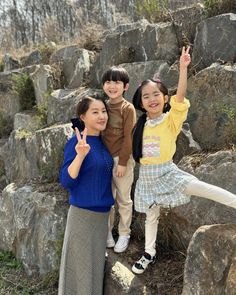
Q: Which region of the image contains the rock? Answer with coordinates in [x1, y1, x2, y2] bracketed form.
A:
[192, 13, 236, 70]
[21, 50, 42, 67]
[0, 183, 68, 275]
[0, 71, 21, 119]
[50, 45, 93, 89]
[187, 63, 236, 149]
[30, 64, 54, 105]
[47, 87, 103, 125]
[1, 124, 73, 183]
[14, 111, 44, 131]
[182, 224, 236, 295]
[3, 54, 20, 72]
[171, 150, 236, 248]
[90, 22, 179, 87]
[120, 60, 179, 103]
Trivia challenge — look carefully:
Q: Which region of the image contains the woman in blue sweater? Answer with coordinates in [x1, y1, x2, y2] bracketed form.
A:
[58, 95, 114, 295]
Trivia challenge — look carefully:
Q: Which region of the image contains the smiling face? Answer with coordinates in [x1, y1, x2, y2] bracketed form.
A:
[80, 100, 108, 135]
[141, 81, 168, 119]
[103, 80, 129, 103]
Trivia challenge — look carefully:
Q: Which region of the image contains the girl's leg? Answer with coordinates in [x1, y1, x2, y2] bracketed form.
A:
[184, 179, 236, 209]
[132, 205, 160, 274]
[145, 205, 161, 256]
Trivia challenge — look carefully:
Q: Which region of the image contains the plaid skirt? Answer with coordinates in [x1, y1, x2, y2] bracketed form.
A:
[134, 161, 197, 213]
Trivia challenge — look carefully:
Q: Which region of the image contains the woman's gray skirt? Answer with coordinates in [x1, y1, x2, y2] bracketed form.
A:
[135, 161, 197, 213]
[58, 205, 109, 295]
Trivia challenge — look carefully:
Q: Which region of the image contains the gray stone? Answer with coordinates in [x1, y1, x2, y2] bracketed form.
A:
[14, 111, 43, 131]
[0, 183, 68, 275]
[30, 64, 54, 105]
[1, 124, 73, 183]
[192, 13, 236, 70]
[3, 54, 20, 72]
[91, 22, 179, 87]
[120, 60, 179, 102]
[187, 63, 236, 149]
[182, 224, 236, 295]
[21, 50, 42, 67]
[0, 71, 21, 119]
[47, 88, 103, 125]
[171, 150, 236, 248]
[50, 45, 93, 89]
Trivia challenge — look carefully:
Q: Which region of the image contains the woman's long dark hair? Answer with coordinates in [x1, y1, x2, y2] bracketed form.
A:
[132, 79, 170, 163]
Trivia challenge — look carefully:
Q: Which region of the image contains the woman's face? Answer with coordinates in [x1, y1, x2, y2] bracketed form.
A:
[141, 81, 168, 119]
[80, 100, 108, 135]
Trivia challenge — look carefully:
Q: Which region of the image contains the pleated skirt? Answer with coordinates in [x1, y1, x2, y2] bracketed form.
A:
[135, 161, 197, 213]
[58, 205, 109, 295]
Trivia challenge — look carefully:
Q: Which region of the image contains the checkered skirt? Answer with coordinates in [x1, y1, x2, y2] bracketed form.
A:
[134, 161, 197, 213]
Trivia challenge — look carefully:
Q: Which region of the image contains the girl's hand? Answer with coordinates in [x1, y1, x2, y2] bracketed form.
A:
[75, 127, 90, 158]
[179, 46, 191, 68]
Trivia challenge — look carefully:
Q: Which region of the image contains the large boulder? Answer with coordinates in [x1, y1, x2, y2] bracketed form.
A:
[120, 60, 179, 102]
[171, 150, 236, 248]
[47, 88, 103, 125]
[50, 45, 93, 89]
[90, 22, 179, 87]
[30, 64, 54, 105]
[192, 13, 236, 70]
[187, 63, 236, 149]
[0, 71, 21, 119]
[1, 124, 73, 183]
[0, 183, 68, 275]
[182, 224, 236, 295]
[3, 54, 20, 72]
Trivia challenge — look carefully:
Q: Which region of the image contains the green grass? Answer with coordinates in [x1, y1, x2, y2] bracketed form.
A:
[0, 250, 58, 295]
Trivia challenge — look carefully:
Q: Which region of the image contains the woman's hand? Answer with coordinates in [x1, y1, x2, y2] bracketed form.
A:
[75, 127, 90, 158]
[179, 46, 191, 68]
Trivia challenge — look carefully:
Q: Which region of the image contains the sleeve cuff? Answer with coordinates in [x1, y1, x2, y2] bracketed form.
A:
[170, 95, 190, 111]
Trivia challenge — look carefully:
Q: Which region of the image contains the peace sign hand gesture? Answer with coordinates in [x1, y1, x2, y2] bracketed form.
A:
[75, 127, 90, 158]
[179, 46, 191, 69]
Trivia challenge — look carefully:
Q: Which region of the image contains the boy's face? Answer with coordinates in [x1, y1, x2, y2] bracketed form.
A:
[103, 80, 129, 101]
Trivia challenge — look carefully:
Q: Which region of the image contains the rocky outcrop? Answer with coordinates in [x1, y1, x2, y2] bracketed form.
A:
[187, 63, 236, 149]
[0, 183, 68, 275]
[182, 224, 236, 295]
[90, 22, 179, 87]
[1, 124, 73, 183]
[30, 64, 54, 105]
[50, 45, 94, 89]
[192, 13, 236, 70]
[46, 88, 103, 125]
[170, 150, 236, 248]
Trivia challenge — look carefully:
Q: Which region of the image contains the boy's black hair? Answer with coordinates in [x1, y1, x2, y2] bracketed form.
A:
[132, 79, 171, 163]
[101, 66, 129, 86]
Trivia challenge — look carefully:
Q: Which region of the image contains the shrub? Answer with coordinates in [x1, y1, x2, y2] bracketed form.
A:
[134, 0, 170, 23]
[0, 61, 4, 72]
[12, 74, 36, 111]
[0, 108, 13, 138]
[203, 0, 236, 17]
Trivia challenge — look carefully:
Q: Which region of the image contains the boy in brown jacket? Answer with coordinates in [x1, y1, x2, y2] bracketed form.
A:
[102, 66, 136, 252]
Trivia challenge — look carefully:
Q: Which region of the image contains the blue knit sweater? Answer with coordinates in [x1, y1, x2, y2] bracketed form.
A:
[60, 135, 114, 212]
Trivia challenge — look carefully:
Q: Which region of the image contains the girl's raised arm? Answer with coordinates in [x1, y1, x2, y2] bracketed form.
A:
[176, 46, 191, 103]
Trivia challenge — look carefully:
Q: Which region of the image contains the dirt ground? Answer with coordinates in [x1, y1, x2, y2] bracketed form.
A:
[0, 239, 185, 295]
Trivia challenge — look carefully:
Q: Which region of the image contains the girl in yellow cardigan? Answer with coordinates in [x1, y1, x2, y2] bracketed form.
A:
[132, 47, 236, 274]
